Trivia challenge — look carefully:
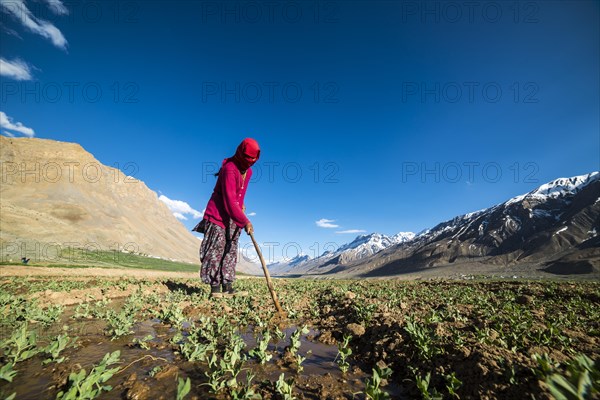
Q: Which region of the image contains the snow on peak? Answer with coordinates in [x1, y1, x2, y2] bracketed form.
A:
[268, 253, 311, 267]
[506, 172, 599, 205]
[288, 254, 311, 265]
[332, 231, 415, 260]
[391, 232, 416, 243]
[410, 172, 598, 243]
[529, 172, 598, 196]
[338, 233, 389, 252]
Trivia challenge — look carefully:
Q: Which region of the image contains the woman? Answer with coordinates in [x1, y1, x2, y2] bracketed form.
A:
[199, 138, 260, 298]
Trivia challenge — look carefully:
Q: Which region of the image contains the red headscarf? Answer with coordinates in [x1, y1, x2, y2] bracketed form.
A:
[229, 138, 260, 171]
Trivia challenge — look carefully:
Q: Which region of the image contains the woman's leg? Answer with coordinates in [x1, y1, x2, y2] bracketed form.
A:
[199, 221, 227, 286]
[221, 221, 242, 284]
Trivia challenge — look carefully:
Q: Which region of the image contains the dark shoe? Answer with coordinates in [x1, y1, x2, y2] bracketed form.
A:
[210, 285, 223, 298]
[222, 282, 248, 297]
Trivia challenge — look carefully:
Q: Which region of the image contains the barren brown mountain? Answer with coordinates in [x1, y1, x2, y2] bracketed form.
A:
[0, 136, 260, 274]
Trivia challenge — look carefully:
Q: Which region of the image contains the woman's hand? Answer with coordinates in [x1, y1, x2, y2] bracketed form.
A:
[245, 221, 254, 235]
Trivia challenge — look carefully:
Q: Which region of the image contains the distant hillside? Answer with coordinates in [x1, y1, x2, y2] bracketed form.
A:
[0, 136, 260, 275]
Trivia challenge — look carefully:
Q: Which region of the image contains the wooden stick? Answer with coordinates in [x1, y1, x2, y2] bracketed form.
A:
[249, 232, 284, 315]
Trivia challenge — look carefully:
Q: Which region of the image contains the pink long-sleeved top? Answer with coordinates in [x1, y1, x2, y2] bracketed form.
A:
[203, 160, 251, 229]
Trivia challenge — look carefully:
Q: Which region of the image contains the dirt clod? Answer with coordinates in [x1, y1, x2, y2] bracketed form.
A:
[346, 323, 366, 337]
[126, 380, 152, 400]
[516, 295, 534, 305]
[153, 365, 179, 381]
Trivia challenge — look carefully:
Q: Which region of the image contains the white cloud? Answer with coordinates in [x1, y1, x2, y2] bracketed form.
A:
[335, 229, 366, 234]
[2, 131, 16, 137]
[173, 212, 187, 221]
[0, 111, 35, 137]
[316, 218, 339, 228]
[0, 57, 32, 80]
[247, 212, 256, 216]
[0, 0, 68, 49]
[43, 0, 69, 15]
[159, 194, 203, 221]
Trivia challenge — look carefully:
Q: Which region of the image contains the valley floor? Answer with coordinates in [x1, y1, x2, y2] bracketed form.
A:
[0, 275, 598, 399]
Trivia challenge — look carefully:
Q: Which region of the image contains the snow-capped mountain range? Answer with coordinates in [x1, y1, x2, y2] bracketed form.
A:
[278, 172, 599, 277]
[413, 172, 598, 250]
[268, 232, 415, 275]
[267, 254, 312, 275]
[506, 172, 598, 206]
[334, 232, 415, 261]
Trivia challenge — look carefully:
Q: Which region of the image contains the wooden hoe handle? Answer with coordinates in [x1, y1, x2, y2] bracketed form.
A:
[249, 232, 284, 315]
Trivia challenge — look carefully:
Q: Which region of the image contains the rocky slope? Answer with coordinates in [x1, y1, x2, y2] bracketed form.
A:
[0, 136, 260, 274]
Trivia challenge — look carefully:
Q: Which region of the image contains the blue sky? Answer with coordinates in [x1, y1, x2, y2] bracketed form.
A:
[1, 0, 599, 263]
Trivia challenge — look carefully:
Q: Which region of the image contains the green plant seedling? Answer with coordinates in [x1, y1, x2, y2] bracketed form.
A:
[288, 325, 309, 357]
[295, 351, 311, 373]
[1, 323, 40, 364]
[444, 372, 462, 398]
[131, 335, 154, 350]
[275, 373, 296, 400]
[43, 333, 77, 364]
[56, 350, 121, 400]
[0, 362, 17, 382]
[545, 354, 599, 400]
[365, 365, 392, 400]
[336, 334, 352, 374]
[176, 377, 191, 400]
[249, 332, 272, 364]
[532, 353, 559, 379]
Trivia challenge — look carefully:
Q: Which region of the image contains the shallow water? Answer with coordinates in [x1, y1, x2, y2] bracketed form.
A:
[1, 311, 381, 399]
[241, 326, 341, 375]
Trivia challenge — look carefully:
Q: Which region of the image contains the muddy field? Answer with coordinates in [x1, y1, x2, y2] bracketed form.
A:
[0, 273, 598, 399]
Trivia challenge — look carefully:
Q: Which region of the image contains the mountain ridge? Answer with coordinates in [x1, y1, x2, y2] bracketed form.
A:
[281, 172, 599, 278]
[269, 231, 415, 275]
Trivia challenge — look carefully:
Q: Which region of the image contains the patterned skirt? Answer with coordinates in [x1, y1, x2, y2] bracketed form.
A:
[199, 220, 241, 285]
